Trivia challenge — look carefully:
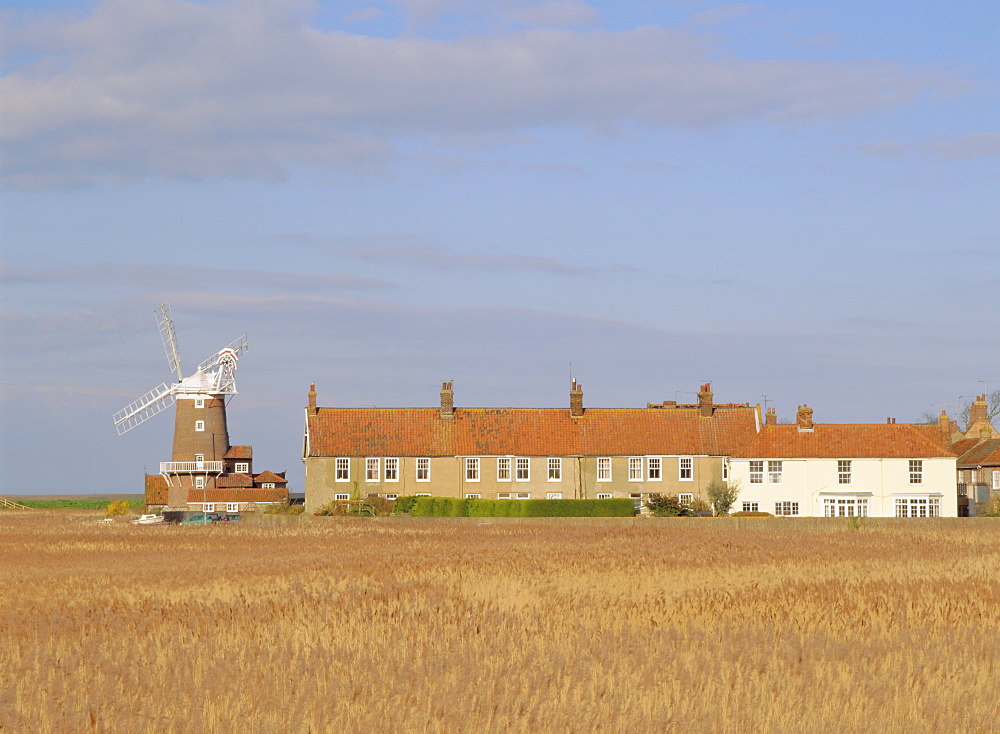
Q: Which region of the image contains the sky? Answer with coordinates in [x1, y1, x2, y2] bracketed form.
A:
[1, 0, 998, 494]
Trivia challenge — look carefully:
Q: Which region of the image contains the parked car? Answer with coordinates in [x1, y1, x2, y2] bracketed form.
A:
[180, 512, 221, 525]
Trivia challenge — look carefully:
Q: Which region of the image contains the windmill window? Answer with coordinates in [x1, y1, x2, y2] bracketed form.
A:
[195, 421, 205, 432]
[194, 398, 205, 408]
[194, 476, 205, 489]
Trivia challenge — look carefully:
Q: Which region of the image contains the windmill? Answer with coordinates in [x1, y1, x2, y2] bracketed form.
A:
[113, 303, 248, 501]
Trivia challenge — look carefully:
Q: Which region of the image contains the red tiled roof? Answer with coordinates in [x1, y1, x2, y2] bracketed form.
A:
[224, 446, 253, 459]
[217, 473, 254, 488]
[955, 439, 1000, 468]
[730, 423, 957, 459]
[307, 406, 760, 457]
[145, 474, 168, 504]
[254, 470, 288, 484]
[186, 488, 287, 503]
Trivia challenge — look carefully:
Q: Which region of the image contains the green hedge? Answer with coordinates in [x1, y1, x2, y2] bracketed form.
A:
[403, 497, 634, 518]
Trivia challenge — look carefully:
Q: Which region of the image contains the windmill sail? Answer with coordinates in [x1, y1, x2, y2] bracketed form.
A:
[113, 383, 177, 435]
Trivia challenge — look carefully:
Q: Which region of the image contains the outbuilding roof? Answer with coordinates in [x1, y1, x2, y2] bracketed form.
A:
[954, 438, 1000, 468]
[306, 405, 760, 458]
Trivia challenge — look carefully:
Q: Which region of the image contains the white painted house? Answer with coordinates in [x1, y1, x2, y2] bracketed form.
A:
[728, 406, 958, 518]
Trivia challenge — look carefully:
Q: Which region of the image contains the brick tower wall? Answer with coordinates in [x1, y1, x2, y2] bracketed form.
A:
[171, 396, 231, 462]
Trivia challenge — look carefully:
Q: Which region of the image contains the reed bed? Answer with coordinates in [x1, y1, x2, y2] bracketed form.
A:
[1, 513, 998, 732]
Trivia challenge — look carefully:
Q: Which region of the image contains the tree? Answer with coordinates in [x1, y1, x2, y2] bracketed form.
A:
[707, 480, 741, 516]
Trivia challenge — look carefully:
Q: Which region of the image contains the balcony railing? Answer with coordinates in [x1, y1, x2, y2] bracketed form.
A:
[160, 461, 224, 474]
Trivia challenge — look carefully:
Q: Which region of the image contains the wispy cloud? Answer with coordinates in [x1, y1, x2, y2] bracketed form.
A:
[0, 0, 957, 187]
[924, 132, 1000, 160]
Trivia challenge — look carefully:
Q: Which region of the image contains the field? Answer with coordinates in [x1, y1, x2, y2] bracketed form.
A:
[2, 513, 999, 732]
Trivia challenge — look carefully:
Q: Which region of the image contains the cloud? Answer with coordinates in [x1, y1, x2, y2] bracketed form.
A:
[344, 7, 388, 24]
[0, 262, 396, 291]
[504, 1, 600, 28]
[689, 3, 757, 27]
[0, 0, 956, 187]
[923, 132, 1000, 160]
[857, 139, 908, 158]
[324, 243, 636, 276]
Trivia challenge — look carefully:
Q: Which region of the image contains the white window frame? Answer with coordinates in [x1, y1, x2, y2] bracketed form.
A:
[547, 458, 562, 482]
[366, 457, 380, 482]
[194, 397, 205, 409]
[234, 462, 248, 474]
[335, 458, 350, 482]
[334, 493, 350, 501]
[894, 497, 939, 517]
[628, 457, 643, 482]
[596, 492, 613, 499]
[386, 493, 399, 500]
[597, 458, 612, 482]
[678, 493, 693, 506]
[722, 460, 729, 482]
[767, 461, 783, 484]
[261, 482, 275, 489]
[195, 420, 205, 432]
[823, 497, 868, 517]
[994, 470, 1000, 490]
[465, 457, 480, 482]
[838, 460, 851, 485]
[497, 492, 511, 500]
[546, 492, 563, 500]
[741, 502, 758, 513]
[465, 493, 481, 499]
[194, 476, 205, 489]
[515, 457, 530, 482]
[909, 460, 923, 484]
[647, 457, 662, 481]
[384, 457, 399, 482]
[678, 457, 693, 481]
[497, 457, 511, 482]
[203, 502, 215, 512]
[515, 492, 530, 500]
[226, 503, 239, 513]
[749, 461, 764, 484]
[774, 501, 799, 516]
[415, 493, 431, 497]
[416, 458, 430, 482]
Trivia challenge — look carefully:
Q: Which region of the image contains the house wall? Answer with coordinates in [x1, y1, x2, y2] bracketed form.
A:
[728, 457, 958, 517]
[304, 454, 728, 511]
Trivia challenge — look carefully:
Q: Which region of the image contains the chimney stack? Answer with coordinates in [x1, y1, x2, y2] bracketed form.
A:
[796, 404, 814, 431]
[440, 381, 454, 419]
[570, 379, 584, 417]
[969, 394, 989, 427]
[698, 383, 714, 417]
[938, 410, 953, 448]
[766, 407, 777, 426]
[308, 384, 317, 417]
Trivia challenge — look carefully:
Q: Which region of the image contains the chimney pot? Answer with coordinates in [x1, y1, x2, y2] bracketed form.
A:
[698, 384, 714, 417]
[308, 384, 317, 417]
[570, 380, 584, 417]
[440, 381, 454, 419]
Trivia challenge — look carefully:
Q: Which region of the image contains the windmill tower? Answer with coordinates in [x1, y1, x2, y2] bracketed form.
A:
[113, 303, 248, 506]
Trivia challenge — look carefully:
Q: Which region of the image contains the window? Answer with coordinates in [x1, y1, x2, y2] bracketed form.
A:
[824, 498, 868, 517]
[597, 492, 613, 499]
[749, 461, 764, 484]
[629, 457, 643, 481]
[497, 492, 511, 500]
[194, 397, 205, 409]
[234, 462, 248, 473]
[415, 493, 431, 497]
[386, 493, 399, 501]
[597, 458, 612, 482]
[546, 492, 563, 499]
[909, 460, 923, 484]
[774, 501, 799, 516]
[465, 493, 481, 499]
[838, 460, 851, 484]
[416, 458, 430, 482]
[647, 457, 662, 481]
[335, 458, 350, 482]
[994, 471, 1000, 490]
[515, 457, 530, 482]
[767, 461, 783, 484]
[334, 493, 350, 501]
[742, 502, 758, 513]
[722, 460, 729, 482]
[466, 457, 480, 482]
[194, 476, 205, 489]
[384, 458, 399, 482]
[261, 482, 275, 489]
[678, 493, 693, 506]
[895, 497, 939, 517]
[679, 457, 693, 481]
[548, 458, 562, 482]
[203, 502, 215, 512]
[497, 457, 511, 482]
[366, 458, 380, 482]
[195, 420, 205, 432]
[515, 492, 530, 500]
[226, 503, 239, 513]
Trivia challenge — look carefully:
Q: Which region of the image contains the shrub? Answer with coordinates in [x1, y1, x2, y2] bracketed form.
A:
[707, 480, 741, 516]
[400, 498, 633, 518]
[731, 511, 774, 517]
[646, 494, 685, 517]
[105, 500, 131, 518]
[393, 496, 419, 515]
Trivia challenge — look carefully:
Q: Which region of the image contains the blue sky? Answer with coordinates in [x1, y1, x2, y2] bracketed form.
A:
[1, 0, 998, 494]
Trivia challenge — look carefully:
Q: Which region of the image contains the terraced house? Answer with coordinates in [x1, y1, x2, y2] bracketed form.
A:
[302, 381, 760, 512]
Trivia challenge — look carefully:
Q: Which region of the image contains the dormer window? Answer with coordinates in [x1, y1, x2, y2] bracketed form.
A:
[235, 462, 249, 473]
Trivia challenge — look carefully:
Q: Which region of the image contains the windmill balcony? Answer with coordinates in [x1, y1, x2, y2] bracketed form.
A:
[160, 461, 224, 474]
